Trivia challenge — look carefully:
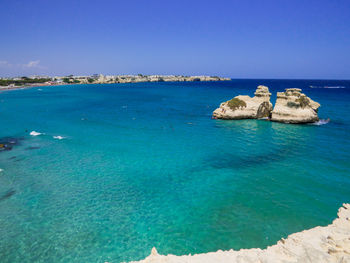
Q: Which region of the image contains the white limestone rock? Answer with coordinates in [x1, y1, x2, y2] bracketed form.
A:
[271, 88, 320, 124]
[212, 85, 273, 120]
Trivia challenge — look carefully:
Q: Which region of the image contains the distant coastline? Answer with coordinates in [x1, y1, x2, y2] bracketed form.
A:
[0, 74, 231, 91]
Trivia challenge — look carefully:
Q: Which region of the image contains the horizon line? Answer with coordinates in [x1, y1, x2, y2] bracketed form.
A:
[1, 74, 350, 81]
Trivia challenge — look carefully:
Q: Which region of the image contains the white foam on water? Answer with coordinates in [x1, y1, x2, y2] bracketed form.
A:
[0, 169, 3, 173]
[310, 119, 330, 126]
[53, 136, 66, 140]
[30, 131, 43, 136]
[309, 86, 345, 89]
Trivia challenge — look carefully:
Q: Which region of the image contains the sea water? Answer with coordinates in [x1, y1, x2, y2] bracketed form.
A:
[0, 80, 349, 262]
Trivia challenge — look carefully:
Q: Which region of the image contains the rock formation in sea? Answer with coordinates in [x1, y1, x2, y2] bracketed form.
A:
[212, 85, 273, 120]
[128, 203, 350, 263]
[271, 88, 320, 124]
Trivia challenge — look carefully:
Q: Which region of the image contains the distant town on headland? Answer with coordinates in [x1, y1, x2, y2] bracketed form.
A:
[0, 74, 231, 90]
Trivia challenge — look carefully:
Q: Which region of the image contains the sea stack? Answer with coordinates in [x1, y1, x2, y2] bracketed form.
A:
[212, 85, 273, 119]
[271, 88, 320, 124]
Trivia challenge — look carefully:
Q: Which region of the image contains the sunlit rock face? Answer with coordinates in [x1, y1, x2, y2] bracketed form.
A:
[271, 88, 320, 124]
[212, 85, 273, 120]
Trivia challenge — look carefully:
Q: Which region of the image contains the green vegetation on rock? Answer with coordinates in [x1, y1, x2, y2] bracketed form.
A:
[297, 96, 309, 108]
[63, 78, 71, 83]
[63, 78, 80, 84]
[227, 98, 247, 111]
[0, 78, 50, 86]
[287, 96, 310, 108]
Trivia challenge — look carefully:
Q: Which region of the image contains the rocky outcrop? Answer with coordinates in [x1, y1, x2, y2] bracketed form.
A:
[213, 87, 321, 124]
[271, 88, 320, 124]
[128, 204, 350, 263]
[212, 85, 273, 119]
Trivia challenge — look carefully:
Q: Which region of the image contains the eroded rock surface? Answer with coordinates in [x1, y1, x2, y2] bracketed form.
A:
[271, 88, 320, 124]
[128, 204, 350, 263]
[213, 85, 273, 119]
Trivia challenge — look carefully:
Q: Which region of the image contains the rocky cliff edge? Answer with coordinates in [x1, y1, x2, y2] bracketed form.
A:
[128, 204, 350, 263]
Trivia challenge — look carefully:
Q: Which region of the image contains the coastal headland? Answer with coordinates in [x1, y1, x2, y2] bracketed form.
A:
[129, 204, 350, 263]
[0, 74, 230, 91]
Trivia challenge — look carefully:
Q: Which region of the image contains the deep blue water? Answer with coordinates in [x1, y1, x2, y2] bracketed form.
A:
[0, 80, 349, 262]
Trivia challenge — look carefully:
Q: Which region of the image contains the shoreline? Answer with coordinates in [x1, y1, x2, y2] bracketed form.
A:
[0, 83, 60, 92]
[0, 79, 231, 93]
[129, 204, 350, 263]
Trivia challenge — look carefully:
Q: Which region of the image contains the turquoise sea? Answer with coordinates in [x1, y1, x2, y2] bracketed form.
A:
[0, 80, 349, 262]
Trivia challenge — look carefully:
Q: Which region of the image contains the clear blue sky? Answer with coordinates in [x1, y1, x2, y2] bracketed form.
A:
[1, 0, 349, 79]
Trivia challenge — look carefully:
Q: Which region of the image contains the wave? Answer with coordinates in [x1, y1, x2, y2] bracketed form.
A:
[310, 119, 330, 126]
[309, 85, 345, 89]
[30, 131, 43, 136]
[0, 168, 3, 173]
[53, 135, 66, 140]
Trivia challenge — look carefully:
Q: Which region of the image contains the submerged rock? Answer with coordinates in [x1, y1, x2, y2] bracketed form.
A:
[0, 137, 21, 151]
[0, 189, 15, 202]
[25, 146, 40, 150]
[212, 85, 273, 119]
[271, 88, 320, 124]
[129, 203, 350, 263]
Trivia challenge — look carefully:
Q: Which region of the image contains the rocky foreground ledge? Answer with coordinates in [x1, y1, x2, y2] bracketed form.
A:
[129, 204, 350, 263]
